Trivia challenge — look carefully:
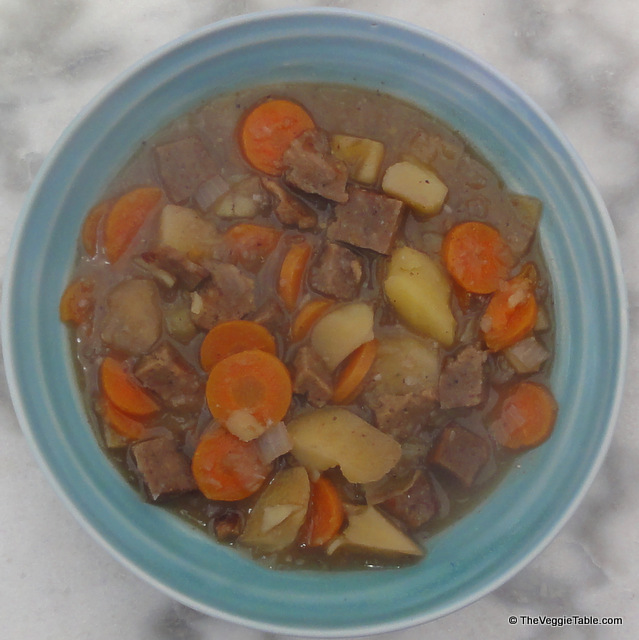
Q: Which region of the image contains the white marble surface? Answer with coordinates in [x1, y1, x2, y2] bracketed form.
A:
[1, 1, 638, 638]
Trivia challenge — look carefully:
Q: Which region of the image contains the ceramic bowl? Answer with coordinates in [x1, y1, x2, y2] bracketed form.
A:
[1, 8, 627, 636]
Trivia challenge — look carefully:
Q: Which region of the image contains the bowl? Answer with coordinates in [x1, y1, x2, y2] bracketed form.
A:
[1, 8, 627, 636]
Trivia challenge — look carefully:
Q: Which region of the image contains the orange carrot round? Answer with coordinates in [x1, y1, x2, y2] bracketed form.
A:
[192, 428, 272, 501]
[59, 277, 95, 326]
[279, 240, 312, 311]
[99, 395, 149, 441]
[481, 265, 538, 351]
[300, 475, 344, 547]
[224, 223, 282, 271]
[332, 339, 379, 404]
[489, 381, 557, 450]
[290, 299, 334, 342]
[442, 221, 514, 294]
[100, 356, 159, 418]
[206, 349, 292, 427]
[104, 187, 162, 263]
[200, 320, 277, 372]
[239, 99, 315, 175]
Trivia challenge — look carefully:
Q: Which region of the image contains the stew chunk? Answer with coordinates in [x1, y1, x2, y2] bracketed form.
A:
[328, 187, 404, 255]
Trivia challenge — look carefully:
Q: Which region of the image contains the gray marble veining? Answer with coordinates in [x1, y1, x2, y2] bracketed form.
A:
[1, 1, 637, 639]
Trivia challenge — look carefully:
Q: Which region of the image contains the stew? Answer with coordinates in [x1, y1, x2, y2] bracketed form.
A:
[60, 83, 557, 569]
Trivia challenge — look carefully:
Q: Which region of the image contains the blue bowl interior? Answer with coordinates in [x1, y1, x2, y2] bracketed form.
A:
[2, 8, 627, 637]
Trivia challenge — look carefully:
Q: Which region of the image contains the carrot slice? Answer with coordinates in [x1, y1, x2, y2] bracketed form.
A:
[200, 320, 277, 372]
[442, 221, 514, 294]
[224, 223, 282, 271]
[300, 475, 344, 547]
[206, 349, 292, 426]
[100, 356, 159, 418]
[59, 277, 95, 326]
[81, 198, 114, 256]
[332, 339, 379, 404]
[104, 187, 162, 263]
[239, 99, 315, 175]
[290, 299, 334, 342]
[489, 381, 557, 450]
[278, 240, 312, 311]
[481, 264, 538, 351]
[191, 427, 272, 501]
[99, 395, 149, 441]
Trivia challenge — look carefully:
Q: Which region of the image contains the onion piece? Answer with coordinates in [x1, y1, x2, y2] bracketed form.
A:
[255, 421, 292, 464]
[194, 174, 229, 212]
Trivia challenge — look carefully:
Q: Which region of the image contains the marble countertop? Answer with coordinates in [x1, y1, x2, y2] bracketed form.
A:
[1, 1, 637, 638]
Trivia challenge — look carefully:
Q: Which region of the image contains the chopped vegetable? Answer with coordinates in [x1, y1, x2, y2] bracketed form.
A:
[310, 302, 375, 371]
[255, 421, 292, 464]
[239, 466, 310, 551]
[332, 339, 379, 404]
[290, 298, 334, 342]
[239, 99, 315, 175]
[59, 277, 95, 326]
[442, 221, 514, 294]
[278, 239, 312, 310]
[288, 407, 402, 483]
[381, 159, 448, 217]
[205, 349, 292, 430]
[224, 223, 282, 271]
[503, 335, 550, 374]
[100, 356, 159, 418]
[191, 427, 272, 501]
[104, 187, 162, 262]
[300, 475, 345, 547]
[213, 175, 269, 219]
[82, 198, 114, 255]
[335, 505, 423, 556]
[384, 246, 456, 347]
[481, 264, 538, 351]
[98, 395, 149, 441]
[157, 204, 221, 261]
[330, 134, 385, 185]
[489, 381, 557, 450]
[200, 320, 277, 372]
[367, 332, 439, 397]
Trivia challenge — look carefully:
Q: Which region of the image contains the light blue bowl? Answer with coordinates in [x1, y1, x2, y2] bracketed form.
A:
[1, 8, 627, 636]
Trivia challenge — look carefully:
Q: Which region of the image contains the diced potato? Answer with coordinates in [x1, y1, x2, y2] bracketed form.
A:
[382, 160, 448, 217]
[100, 278, 163, 355]
[287, 407, 402, 483]
[311, 302, 375, 371]
[509, 193, 543, 229]
[369, 331, 440, 397]
[157, 205, 221, 261]
[330, 134, 385, 185]
[336, 505, 423, 556]
[213, 176, 269, 219]
[384, 247, 456, 347]
[164, 296, 198, 344]
[239, 467, 310, 553]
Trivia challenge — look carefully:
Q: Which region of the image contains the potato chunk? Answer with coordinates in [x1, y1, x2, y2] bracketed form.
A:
[100, 278, 162, 355]
[384, 247, 456, 347]
[157, 205, 221, 261]
[382, 160, 448, 217]
[330, 134, 385, 185]
[336, 505, 423, 556]
[239, 466, 310, 553]
[310, 302, 374, 371]
[369, 331, 440, 397]
[288, 407, 402, 483]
